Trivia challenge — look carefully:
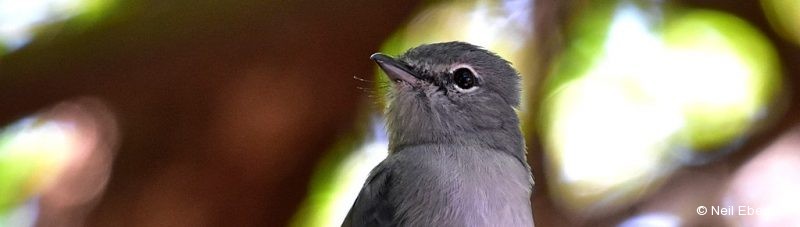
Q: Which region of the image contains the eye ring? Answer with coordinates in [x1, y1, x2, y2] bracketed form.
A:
[452, 67, 479, 92]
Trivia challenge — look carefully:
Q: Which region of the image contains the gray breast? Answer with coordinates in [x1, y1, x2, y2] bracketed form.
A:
[388, 144, 533, 227]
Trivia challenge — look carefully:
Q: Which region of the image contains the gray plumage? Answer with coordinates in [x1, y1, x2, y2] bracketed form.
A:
[343, 42, 533, 227]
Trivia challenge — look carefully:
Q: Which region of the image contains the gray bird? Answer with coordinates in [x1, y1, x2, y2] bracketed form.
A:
[343, 42, 533, 227]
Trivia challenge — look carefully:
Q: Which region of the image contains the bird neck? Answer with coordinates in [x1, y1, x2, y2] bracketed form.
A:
[387, 121, 526, 164]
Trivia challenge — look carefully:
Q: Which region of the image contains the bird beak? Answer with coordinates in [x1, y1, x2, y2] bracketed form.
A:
[370, 53, 421, 83]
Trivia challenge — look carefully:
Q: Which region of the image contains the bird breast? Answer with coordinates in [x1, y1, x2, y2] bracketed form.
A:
[389, 144, 533, 227]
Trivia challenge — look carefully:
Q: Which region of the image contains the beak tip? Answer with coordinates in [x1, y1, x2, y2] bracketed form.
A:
[370, 53, 386, 62]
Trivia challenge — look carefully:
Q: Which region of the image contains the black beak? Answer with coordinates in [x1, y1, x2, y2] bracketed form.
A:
[370, 53, 421, 83]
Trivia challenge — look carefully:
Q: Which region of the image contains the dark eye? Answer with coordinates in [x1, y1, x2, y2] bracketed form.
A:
[452, 68, 477, 90]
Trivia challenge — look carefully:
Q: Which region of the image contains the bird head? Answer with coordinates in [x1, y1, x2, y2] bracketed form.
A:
[372, 42, 522, 151]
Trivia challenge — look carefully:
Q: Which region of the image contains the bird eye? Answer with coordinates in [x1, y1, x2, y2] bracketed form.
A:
[452, 68, 477, 91]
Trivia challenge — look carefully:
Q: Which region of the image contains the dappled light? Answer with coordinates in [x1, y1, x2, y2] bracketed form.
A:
[761, 0, 800, 46]
[0, 98, 117, 227]
[539, 2, 782, 217]
[0, 0, 111, 52]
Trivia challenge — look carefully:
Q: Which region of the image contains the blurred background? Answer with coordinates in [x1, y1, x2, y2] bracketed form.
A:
[0, 0, 799, 226]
